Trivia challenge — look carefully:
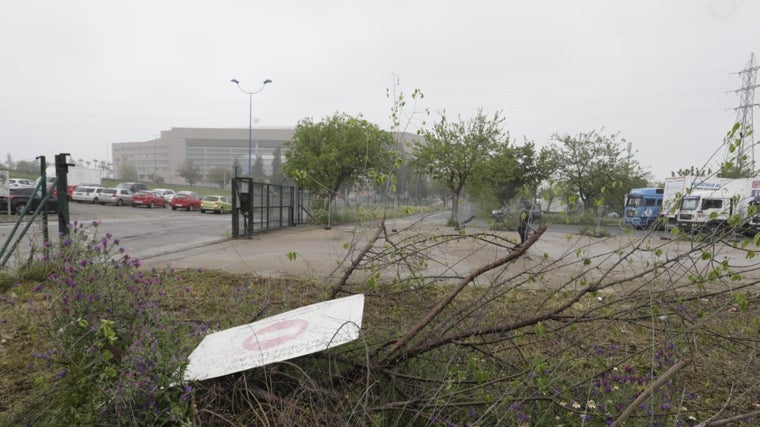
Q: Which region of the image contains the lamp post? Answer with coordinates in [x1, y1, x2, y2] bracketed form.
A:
[230, 78, 272, 177]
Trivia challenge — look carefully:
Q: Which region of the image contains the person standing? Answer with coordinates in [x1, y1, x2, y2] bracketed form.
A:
[517, 204, 530, 246]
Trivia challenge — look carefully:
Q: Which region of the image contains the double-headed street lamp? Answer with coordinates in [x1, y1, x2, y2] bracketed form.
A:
[230, 78, 272, 177]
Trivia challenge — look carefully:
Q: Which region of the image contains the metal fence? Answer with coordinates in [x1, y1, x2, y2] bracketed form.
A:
[231, 179, 316, 237]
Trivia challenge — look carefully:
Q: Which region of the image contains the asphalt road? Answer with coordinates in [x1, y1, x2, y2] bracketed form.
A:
[1, 202, 232, 267]
[1, 202, 661, 272]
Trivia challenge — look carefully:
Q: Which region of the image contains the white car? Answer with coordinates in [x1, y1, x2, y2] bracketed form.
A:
[153, 188, 177, 202]
[9, 178, 34, 188]
[71, 185, 106, 204]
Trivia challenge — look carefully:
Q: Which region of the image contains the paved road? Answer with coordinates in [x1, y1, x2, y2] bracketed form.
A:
[1, 202, 231, 267]
[1, 204, 726, 286]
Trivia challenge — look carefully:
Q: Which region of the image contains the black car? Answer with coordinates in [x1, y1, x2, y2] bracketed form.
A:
[116, 182, 148, 193]
[491, 203, 542, 224]
[0, 187, 59, 214]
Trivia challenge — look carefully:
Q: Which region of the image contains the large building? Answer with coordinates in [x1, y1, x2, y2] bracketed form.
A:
[112, 127, 295, 185]
[112, 127, 423, 187]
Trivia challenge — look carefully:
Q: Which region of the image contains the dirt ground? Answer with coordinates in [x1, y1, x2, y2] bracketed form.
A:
[143, 216, 760, 292]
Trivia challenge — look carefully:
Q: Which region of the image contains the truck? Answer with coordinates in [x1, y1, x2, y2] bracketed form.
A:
[675, 177, 760, 233]
[37, 166, 102, 199]
[623, 187, 663, 228]
[660, 176, 732, 224]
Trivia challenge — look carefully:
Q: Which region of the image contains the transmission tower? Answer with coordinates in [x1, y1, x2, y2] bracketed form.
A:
[728, 53, 760, 173]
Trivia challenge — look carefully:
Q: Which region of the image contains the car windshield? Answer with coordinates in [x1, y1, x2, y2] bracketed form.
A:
[204, 196, 219, 201]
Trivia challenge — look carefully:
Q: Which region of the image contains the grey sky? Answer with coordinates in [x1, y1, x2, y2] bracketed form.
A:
[1, 0, 758, 180]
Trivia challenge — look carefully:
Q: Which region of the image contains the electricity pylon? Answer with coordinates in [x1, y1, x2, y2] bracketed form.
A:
[728, 53, 760, 174]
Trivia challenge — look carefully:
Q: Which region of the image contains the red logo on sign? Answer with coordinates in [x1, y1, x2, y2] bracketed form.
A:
[242, 319, 309, 352]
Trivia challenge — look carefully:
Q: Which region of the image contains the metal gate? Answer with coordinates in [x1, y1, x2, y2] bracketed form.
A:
[231, 178, 308, 238]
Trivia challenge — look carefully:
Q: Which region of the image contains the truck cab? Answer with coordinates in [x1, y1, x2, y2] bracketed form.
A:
[623, 188, 663, 228]
[677, 190, 735, 232]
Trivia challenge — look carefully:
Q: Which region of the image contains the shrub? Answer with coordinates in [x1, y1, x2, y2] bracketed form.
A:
[20, 221, 202, 426]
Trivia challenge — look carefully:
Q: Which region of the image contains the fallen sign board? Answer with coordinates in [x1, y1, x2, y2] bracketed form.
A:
[184, 294, 365, 381]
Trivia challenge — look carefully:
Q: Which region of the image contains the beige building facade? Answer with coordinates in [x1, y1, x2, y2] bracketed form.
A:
[112, 127, 295, 185]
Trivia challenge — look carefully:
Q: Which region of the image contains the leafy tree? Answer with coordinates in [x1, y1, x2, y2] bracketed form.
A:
[15, 160, 39, 173]
[718, 122, 755, 178]
[252, 153, 266, 182]
[117, 162, 139, 181]
[270, 147, 285, 185]
[548, 129, 646, 213]
[177, 159, 202, 186]
[469, 140, 556, 210]
[283, 113, 394, 199]
[146, 173, 164, 184]
[411, 109, 508, 226]
[207, 166, 231, 188]
[671, 166, 710, 177]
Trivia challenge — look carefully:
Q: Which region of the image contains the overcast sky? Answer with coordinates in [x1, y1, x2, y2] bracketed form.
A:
[1, 0, 758, 180]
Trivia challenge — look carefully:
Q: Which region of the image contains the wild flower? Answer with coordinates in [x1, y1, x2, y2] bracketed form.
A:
[23, 221, 205, 425]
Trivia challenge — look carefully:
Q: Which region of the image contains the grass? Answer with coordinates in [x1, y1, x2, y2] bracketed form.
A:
[2, 207, 759, 424]
[2, 247, 759, 425]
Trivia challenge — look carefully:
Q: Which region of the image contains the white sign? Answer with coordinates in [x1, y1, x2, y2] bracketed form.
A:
[0, 170, 8, 196]
[184, 294, 364, 381]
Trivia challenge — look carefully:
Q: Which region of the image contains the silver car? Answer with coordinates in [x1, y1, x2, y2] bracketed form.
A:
[71, 185, 106, 204]
[100, 188, 133, 206]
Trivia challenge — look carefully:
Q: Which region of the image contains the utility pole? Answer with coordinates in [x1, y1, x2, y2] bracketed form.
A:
[728, 53, 760, 173]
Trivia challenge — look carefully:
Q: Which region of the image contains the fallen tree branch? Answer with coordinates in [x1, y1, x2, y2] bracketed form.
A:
[377, 224, 546, 365]
[612, 357, 691, 427]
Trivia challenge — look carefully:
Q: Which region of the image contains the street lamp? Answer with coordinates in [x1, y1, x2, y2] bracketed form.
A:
[230, 78, 272, 177]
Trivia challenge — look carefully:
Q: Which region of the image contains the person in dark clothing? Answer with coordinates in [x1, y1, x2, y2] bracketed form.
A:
[517, 205, 531, 246]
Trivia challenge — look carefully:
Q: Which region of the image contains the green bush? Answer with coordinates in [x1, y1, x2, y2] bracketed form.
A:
[15, 221, 201, 426]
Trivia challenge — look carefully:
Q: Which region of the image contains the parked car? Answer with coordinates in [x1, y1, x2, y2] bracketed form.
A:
[171, 191, 202, 211]
[71, 185, 106, 204]
[491, 202, 543, 224]
[153, 188, 176, 202]
[116, 182, 148, 193]
[131, 190, 168, 209]
[0, 187, 58, 214]
[200, 195, 232, 214]
[100, 188, 133, 206]
[9, 178, 34, 188]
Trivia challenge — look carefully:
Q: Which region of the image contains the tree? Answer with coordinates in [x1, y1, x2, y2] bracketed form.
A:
[5, 153, 14, 170]
[270, 147, 285, 185]
[672, 165, 710, 177]
[146, 173, 164, 184]
[207, 166, 231, 189]
[177, 159, 202, 186]
[283, 113, 394, 199]
[548, 129, 646, 213]
[411, 109, 508, 226]
[468, 139, 556, 210]
[15, 160, 39, 173]
[718, 122, 755, 178]
[252, 153, 266, 182]
[117, 162, 139, 181]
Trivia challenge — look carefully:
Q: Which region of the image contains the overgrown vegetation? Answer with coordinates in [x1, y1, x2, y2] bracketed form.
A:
[2, 214, 760, 425]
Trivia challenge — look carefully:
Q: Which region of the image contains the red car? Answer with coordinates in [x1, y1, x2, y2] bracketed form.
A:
[170, 191, 202, 211]
[131, 190, 167, 209]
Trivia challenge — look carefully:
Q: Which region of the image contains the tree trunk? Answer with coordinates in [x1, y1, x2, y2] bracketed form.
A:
[450, 191, 460, 226]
